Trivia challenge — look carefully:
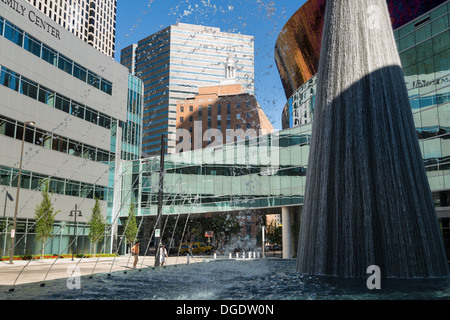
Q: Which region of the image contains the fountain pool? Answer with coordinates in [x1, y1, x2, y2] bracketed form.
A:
[1, 259, 449, 300]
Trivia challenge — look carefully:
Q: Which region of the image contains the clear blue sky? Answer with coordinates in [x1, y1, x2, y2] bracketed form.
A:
[114, 0, 307, 130]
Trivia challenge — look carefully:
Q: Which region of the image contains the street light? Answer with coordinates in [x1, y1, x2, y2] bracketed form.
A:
[3, 191, 13, 218]
[9, 121, 35, 264]
[69, 204, 82, 261]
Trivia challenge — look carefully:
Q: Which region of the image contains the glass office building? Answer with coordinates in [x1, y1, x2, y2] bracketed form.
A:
[118, 126, 310, 218]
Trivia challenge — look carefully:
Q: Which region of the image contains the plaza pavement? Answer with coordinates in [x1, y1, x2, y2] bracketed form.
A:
[0, 254, 205, 287]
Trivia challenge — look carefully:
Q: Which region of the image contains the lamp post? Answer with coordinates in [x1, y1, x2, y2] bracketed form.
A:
[69, 204, 82, 261]
[3, 191, 13, 218]
[9, 121, 35, 264]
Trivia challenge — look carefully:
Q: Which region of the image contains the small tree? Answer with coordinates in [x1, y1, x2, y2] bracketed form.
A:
[87, 197, 106, 255]
[124, 202, 138, 247]
[34, 179, 60, 259]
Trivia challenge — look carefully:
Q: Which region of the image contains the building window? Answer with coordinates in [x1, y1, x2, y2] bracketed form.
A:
[189, 106, 193, 112]
[180, 106, 184, 112]
[180, 117, 184, 123]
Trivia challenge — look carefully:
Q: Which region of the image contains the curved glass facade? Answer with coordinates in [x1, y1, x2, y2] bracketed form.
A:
[281, 1, 450, 129]
[275, 0, 447, 102]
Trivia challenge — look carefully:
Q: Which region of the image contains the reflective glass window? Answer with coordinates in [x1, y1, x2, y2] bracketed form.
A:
[55, 94, 71, 113]
[433, 30, 450, 55]
[23, 33, 42, 57]
[400, 47, 416, 69]
[34, 128, 47, 147]
[38, 85, 55, 107]
[49, 179, 65, 194]
[399, 32, 415, 51]
[416, 39, 433, 62]
[41, 44, 57, 66]
[30, 174, 46, 190]
[70, 103, 85, 119]
[0, 67, 19, 91]
[73, 63, 87, 82]
[432, 15, 449, 36]
[85, 107, 98, 125]
[434, 49, 450, 76]
[415, 24, 432, 44]
[58, 54, 73, 74]
[101, 79, 112, 95]
[0, 167, 11, 186]
[65, 181, 80, 197]
[88, 72, 100, 89]
[20, 78, 38, 99]
[0, 118, 15, 138]
[4, 21, 23, 46]
[417, 57, 436, 96]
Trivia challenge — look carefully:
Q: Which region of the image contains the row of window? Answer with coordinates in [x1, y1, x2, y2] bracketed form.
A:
[0, 16, 113, 95]
[0, 65, 115, 130]
[179, 102, 252, 113]
[0, 166, 112, 201]
[0, 115, 115, 163]
[399, 30, 449, 68]
[179, 113, 252, 123]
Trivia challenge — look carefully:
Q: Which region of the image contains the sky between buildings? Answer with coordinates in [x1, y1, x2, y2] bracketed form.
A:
[114, 0, 307, 131]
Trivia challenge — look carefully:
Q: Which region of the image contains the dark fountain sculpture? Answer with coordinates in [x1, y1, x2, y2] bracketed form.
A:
[297, 0, 449, 278]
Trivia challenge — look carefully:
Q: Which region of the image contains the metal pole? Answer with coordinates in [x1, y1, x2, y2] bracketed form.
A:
[9, 121, 34, 264]
[155, 134, 165, 267]
[70, 204, 82, 261]
[262, 226, 265, 259]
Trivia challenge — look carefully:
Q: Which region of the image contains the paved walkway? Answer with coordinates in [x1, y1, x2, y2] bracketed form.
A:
[0, 254, 206, 287]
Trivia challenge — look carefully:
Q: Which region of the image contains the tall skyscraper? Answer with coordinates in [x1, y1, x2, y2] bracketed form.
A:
[121, 23, 255, 156]
[26, 0, 117, 58]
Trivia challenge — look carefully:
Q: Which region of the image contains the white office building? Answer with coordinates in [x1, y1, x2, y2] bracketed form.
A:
[0, 0, 132, 256]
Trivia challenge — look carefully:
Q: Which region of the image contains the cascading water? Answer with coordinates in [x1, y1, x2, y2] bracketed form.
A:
[296, 0, 449, 278]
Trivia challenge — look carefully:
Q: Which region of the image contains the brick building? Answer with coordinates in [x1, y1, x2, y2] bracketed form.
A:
[176, 81, 274, 152]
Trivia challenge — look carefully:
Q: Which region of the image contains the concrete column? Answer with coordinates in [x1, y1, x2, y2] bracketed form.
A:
[282, 207, 292, 259]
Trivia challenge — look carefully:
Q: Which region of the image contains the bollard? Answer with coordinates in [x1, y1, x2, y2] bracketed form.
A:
[214, 253, 217, 259]
[236, 252, 239, 259]
[229, 253, 232, 259]
[187, 254, 189, 264]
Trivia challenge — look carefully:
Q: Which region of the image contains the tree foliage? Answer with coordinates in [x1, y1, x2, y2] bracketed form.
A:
[87, 197, 106, 254]
[34, 179, 60, 258]
[124, 202, 138, 245]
